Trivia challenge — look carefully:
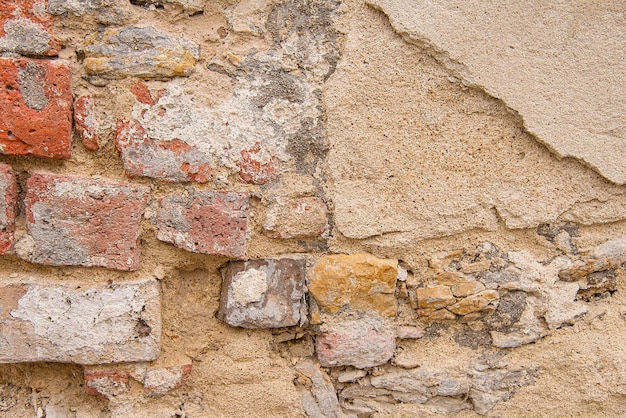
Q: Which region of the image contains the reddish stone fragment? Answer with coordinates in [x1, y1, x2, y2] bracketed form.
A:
[157, 191, 249, 258]
[143, 364, 192, 397]
[217, 258, 307, 328]
[238, 142, 281, 185]
[0, 58, 72, 158]
[0, 0, 61, 56]
[84, 370, 130, 399]
[116, 118, 212, 183]
[264, 196, 329, 239]
[24, 173, 149, 270]
[316, 318, 396, 369]
[0, 164, 18, 254]
[74, 95, 98, 150]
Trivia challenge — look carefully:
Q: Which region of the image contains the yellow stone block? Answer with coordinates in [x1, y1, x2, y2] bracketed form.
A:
[415, 285, 455, 309]
[308, 253, 398, 317]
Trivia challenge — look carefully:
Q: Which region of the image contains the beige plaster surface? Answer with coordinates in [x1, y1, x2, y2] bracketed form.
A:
[367, 0, 626, 184]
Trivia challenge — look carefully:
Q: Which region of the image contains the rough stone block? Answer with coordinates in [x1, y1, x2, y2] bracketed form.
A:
[559, 236, 626, 281]
[415, 286, 456, 310]
[144, 364, 192, 397]
[264, 196, 329, 239]
[315, 317, 396, 369]
[448, 290, 499, 316]
[217, 258, 307, 328]
[83, 26, 199, 79]
[131, 0, 205, 14]
[157, 191, 249, 258]
[47, 0, 126, 25]
[0, 277, 161, 364]
[115, 118, 212, 183]
[0, 58, 72, 158]
[0, 164, 18, 254]
[23, 173, 149, 270]
[74, 95, 98, 150]
[0, 0, 61, 56]
[84, 369, 130, 399]
[308, 253, 398, 317]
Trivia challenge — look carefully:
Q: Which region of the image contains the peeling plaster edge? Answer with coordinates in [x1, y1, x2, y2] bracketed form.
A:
[365, 0, 626, 186]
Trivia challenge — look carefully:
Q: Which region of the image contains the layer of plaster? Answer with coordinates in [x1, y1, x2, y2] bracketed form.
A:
[324, 4, 626, 241]
[367, 0, 626, 184]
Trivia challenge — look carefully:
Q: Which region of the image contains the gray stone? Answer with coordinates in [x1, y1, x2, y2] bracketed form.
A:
[17, 62, 48, 110]
[0, 18, 57, 57]
[47, 0, 126, 24]
[367, 0, 626, 184]
[295, 360, 350, 418]
[0, 277, 161, 364]
[83, 27, 199, 79]
[217, 258, 307, 328]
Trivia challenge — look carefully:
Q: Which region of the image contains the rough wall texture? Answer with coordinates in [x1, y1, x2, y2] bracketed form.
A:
[0, 0, 625, 417]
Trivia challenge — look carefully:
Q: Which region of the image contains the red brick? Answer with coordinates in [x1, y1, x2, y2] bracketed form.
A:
[0, 0, 61, 57]
[157, 191, 249, 258]
[74, 95, 98, 150]
[0, 58, 72, 158]
[84, 370, 130, 399]
[238, 142, 281, 185]
[115, 118, 212, 183]
[24, 173, 149, 270]
[0, 164, 18, 254]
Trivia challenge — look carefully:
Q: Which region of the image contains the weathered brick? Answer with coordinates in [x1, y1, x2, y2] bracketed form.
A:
[84, 369, 130, 399]
[83, 27, 199, 79]
[308, 253, 398, 317]
[115, 118, 211, 183]
[316, 318, 396, 369]
[23, 173, 149, 270]
[0, 277, 161, 364]
[144, 364, 192, 397]
[157, 191, 249, 258]
[217, 258, 306, 328]
[238, 142, 281, 185]
[0, 164, 18, 254]
[264, 196, 329, 239]
[0, 0, 61, 56]
[0, 58, 72, 158]
[74, 95, 98, 150]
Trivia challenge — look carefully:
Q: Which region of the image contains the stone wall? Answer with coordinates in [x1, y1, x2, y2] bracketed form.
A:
[0, 0, 625, 417]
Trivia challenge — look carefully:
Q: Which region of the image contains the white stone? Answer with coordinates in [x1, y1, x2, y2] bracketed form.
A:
[230, 268, 269, 308]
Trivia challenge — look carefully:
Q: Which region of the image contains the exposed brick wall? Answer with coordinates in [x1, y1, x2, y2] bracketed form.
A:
[0, 0, 624, 417]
